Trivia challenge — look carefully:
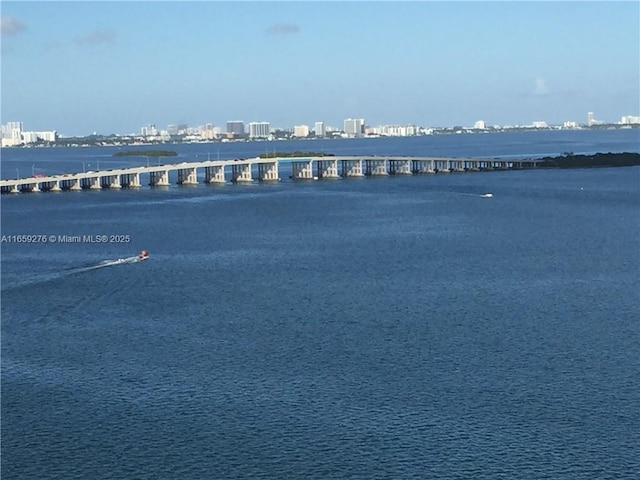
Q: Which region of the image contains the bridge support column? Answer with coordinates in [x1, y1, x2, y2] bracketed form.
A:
[412, 160, 435, 174]
[365, 159, 388, 176]
[150, 170, 170, 186]
[51, 181, 62, 192]
[178, 168, 198, 185]
[89, 176, 101, 190]
[389, 159, 411, 175]
[317, 159, 339, 179]
[291, 161, 313, 180]
[258, 161, 279, 182]
[105, 175, 121, 189]
[340, 159, 364, 177]
[435, 159, 450, 173]
[122, 173, 141, 187]
[70, 178, 82, 191]
[231, 163, 253, 183]
[205, 165, 226, 184]
[467, 160, 480, 171]
[132, 173, 141, 187]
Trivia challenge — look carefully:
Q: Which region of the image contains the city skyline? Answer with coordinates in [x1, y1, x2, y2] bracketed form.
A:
[1, 1, 639, 136]
[5, 109, 640, 148]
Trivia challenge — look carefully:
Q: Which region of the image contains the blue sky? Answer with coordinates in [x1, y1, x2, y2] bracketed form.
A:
[1, 1, 639, 136]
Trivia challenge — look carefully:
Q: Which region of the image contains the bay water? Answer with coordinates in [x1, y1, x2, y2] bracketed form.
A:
[1, 129, 639, 478]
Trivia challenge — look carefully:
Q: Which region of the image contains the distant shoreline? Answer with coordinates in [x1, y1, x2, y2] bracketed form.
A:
[3, 124, 638, 149]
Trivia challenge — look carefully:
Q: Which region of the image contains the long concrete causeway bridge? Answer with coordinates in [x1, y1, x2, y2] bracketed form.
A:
[0, 155, 540, 194]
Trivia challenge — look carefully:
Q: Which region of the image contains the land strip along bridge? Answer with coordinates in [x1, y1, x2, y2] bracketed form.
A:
[0, 155, 540, 194]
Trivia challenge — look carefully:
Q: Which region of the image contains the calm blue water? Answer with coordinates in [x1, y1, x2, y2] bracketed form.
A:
[2, 130, 639, 479]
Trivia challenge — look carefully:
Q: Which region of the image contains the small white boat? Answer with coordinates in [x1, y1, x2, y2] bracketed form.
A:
[481, 193, 493, 198]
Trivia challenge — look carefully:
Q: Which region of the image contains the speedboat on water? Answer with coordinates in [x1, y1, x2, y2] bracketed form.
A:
[481, 193, 493, 198]
[138, 250, 149, 260]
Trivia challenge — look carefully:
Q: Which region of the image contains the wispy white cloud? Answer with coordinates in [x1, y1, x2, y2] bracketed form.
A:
[73, 29, 116, 46]
[266, 23, 300, 36]
[1, 15, 26, 36]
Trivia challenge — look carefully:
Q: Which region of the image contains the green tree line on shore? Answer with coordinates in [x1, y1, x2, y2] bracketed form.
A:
[538, 152, 640, 168]
[113, 150, 178, 157]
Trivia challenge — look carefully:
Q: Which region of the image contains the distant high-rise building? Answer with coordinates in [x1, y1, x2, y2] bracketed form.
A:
[226, 121, 245, 135]
[201, 123, 217, 140]
[22, 131, 38, 143]
[314, 122, 325, 137]
[4, 121, 23, 134]
[2, 121, 23, 141]
[41, 131, 57, 142]
[620, 115, 640, 124]
[141, 124, 158, 137]
[293, 125, 309, 137]
[370, 124, 417, 137]
[167, 124, 179, 135]
[344, 118, 365, 136]
[22, 130, 57, 143]
[248, 122, 271, 138]
[473, 120, 486, 129]
[2, 122, 57, 146]
[586, 112, 605, 127]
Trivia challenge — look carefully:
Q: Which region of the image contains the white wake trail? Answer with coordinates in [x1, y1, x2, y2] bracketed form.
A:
[2, 255, 146, 291]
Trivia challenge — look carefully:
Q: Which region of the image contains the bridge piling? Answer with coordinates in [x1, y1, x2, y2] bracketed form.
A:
[231, 163, 253, 183]
[291, 160, 314, 180]
[258, 161, 279, 182]
[177, 168, 198, 185]
[317, 159, 339, 179]
[0, 155, 541, 194]
[205, 165, 226, 184]
[149, 170, 170, 186]
[365, 159, 388, 176]
[341, 159, 364, 177]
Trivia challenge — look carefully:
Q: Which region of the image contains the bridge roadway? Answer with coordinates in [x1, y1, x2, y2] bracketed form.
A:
[0, 155, 539, 194]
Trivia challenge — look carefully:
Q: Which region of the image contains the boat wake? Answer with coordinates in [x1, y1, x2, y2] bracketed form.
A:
[78, 255, 146, 273]
[453, 192, 494, 198]
[2, 255, 147, 292]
